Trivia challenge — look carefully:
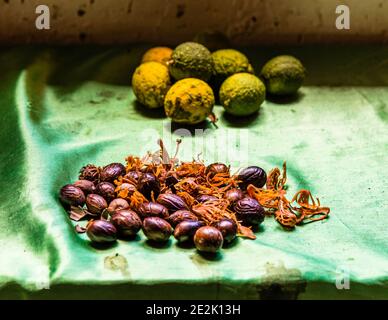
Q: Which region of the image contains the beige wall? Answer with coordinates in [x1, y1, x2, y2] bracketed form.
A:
[0, 0, 387, 44]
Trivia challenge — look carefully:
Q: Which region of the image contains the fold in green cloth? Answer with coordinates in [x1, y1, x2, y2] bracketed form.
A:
[0, 45, 387, 299]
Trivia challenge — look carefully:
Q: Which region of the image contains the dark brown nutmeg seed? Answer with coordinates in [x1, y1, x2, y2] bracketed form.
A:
[107, 198, 130, 215]
[86, 194, 108, 214]
[137, 173, 160, 200]
[196, 194, 218, 203]
[60, 184, 86, 207]
[73, 180, 96, 195]
[137, 202, 169, 220]
[238, 166, 267, 190]
[174, 220, 205, 243]
[214, 218, 238, 243]
[142, 217, 172, 242]
[205, 162, 230, 178]
[111, 209, 142, 237]
[194, 226, 224, 253]
[96, 182, 116, 202]
[124, 171, 140, 184]
[234, 197, 265, 226]
[224, 188, 244, 205]
[79, 164, 101, 183]
[167, 210, 198, 227]
[157, 193, 188, 213]
[86, 220, 117, 243]
[100, 163, 126, 182]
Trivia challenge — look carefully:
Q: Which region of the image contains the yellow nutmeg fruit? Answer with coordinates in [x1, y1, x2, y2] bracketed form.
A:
[164, 78, 215, 124]
[131, 61, 171, 109]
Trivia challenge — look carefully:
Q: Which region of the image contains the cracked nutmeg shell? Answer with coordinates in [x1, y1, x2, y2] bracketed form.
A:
[156, 193, 188, 213]
[111, 209, 142, 237]
[59, 184, 86, 207]
[86, 220, 117, 243]
[100, 163, 126, 182]
[238, 166, 267, 190]
[194, 226, 224, 253]
[86, 194, 108, 215]
[234, 197, 265, 226]
[142, 217, 173, 242]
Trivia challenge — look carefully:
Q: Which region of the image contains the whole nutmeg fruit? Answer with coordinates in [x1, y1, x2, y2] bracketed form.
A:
[107, 198, 130, 215]
[194, 226, 224, 253]
[137, 202, 169, 220]
[205, 162, 230, 178]
[196, 194, 218, 203]
[100, 163, 126, 182]
[174, 220, 205, 243]
[96, 182, 116, 202]
[214, 218, 237, 243]
[238, 166, 267, 190]
[111, 209, 142, 237]
[137, 173, 160, 199]
[167, 210, 198, 227]
[142, 217, 173, 242]
[224, 188, 244, 205]
[86, 220, 117, 243]
[60, 184, 86, 207]
[234, 197, 265, 226]
[157, 193, 188, 213]
[73, 180, 96, 195]
[86, 194, 108, 214]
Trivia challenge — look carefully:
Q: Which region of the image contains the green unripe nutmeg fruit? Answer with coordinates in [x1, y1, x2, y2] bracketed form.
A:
[164, 78, 215, 124]
[220, 73, 265, 117]
[132, 62, 171, 108]
[212, 49, 254, 79]
[169, 42, 213, 82]
[260, 55, 306, 96]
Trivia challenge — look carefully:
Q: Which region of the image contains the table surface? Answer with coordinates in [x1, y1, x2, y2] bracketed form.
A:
[0, 45, 387, 299]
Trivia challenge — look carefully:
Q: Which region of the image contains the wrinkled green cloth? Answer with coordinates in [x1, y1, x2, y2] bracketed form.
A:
[0, 45, 387, 299]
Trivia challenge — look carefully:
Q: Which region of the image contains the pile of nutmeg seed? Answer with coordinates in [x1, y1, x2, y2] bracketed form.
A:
[59, 159, 267, 254]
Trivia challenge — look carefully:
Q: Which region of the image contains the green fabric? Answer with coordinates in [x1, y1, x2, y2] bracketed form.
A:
[0, 45, 387, 299]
